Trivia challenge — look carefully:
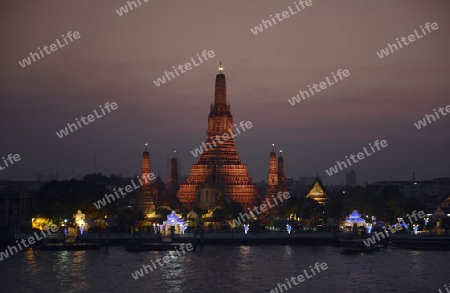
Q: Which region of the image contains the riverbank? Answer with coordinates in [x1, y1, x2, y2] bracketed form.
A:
[12, 231, 334, 246]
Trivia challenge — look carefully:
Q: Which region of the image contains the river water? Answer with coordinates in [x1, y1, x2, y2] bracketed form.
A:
[1, 244, 449, 293]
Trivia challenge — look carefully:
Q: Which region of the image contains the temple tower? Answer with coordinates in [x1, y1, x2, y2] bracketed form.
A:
[277, 150, 287, 193]
[165, 151, 182, 209]
[137, 143, 155, 212]
[264, 145, 280, 216]
[266, 144, 279, 196]
[141, 143, 150, 186]
[177, 63, 260, 210]
[168, 151, 180, 194]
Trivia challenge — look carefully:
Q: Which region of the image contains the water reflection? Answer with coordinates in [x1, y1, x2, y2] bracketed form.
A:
[236, 245, 251, 275]
[283, 245, 294, 258]
[52, 251, 89, 292]
[162, 251, 185, 292]
[3, 246, 450, 292]
[24, 249, 40, 276]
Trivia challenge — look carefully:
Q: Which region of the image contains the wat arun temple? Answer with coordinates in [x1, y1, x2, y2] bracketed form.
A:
[137, 63, 327, 218]
[176, 63, 260, 211]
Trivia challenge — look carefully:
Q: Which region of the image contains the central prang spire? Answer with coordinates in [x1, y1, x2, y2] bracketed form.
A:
[208, 62, 232, 135]
[213, 62, 228, 108]
[266, 144, 279, 196]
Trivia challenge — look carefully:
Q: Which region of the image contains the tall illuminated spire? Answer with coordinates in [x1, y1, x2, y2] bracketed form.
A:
[138, 142, 155, 212]
[207, 61, 231, 135]
[266, 144, 279, 196]
[141, 143, 150, 184]
[213, 61, 227, 107]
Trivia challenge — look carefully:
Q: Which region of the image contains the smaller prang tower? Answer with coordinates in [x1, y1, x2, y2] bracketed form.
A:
[266, 144, 279, 197]
[167, 151, 180, 195]
[137, 143, 155, 212]
[264, 145, 288, 215]
[277, 150, 287, 193]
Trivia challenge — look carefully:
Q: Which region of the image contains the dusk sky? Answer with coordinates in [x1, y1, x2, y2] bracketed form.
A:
[1, 1, 449, 185]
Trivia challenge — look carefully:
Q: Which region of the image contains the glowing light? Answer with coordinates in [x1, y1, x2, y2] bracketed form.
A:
[161, 211, 186, 236]
[32, 217, 51, 231]
[413, 224, 418, 235]
[244, 224, 249, 234]
[346, 210, 365, 225]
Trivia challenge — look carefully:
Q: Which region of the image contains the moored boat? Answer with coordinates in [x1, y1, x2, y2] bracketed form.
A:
[339, 238, 384, 253]
[337, 223, 387, 253]
[35, 242, 101, 251]
[125, 241, 192, 251]
[389, 234, 450, 250]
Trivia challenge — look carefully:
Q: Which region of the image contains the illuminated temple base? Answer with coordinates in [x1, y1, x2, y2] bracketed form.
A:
[177, 163, 259, 211]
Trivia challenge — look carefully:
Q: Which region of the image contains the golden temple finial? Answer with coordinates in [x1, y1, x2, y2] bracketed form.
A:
[219, 61, 223, 74]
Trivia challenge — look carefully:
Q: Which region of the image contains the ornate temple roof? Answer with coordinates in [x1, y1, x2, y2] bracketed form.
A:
[306, 176, 330, 205]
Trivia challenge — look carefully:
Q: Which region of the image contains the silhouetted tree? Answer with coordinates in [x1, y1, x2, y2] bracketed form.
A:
[34, 179, 114, 221]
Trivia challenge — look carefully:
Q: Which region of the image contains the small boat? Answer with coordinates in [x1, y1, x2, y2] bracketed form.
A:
[35, 243, 101, 251]
[338, 238, 384, 253]
[337, 225, 386, 253]
[390, 235, 450, 250]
